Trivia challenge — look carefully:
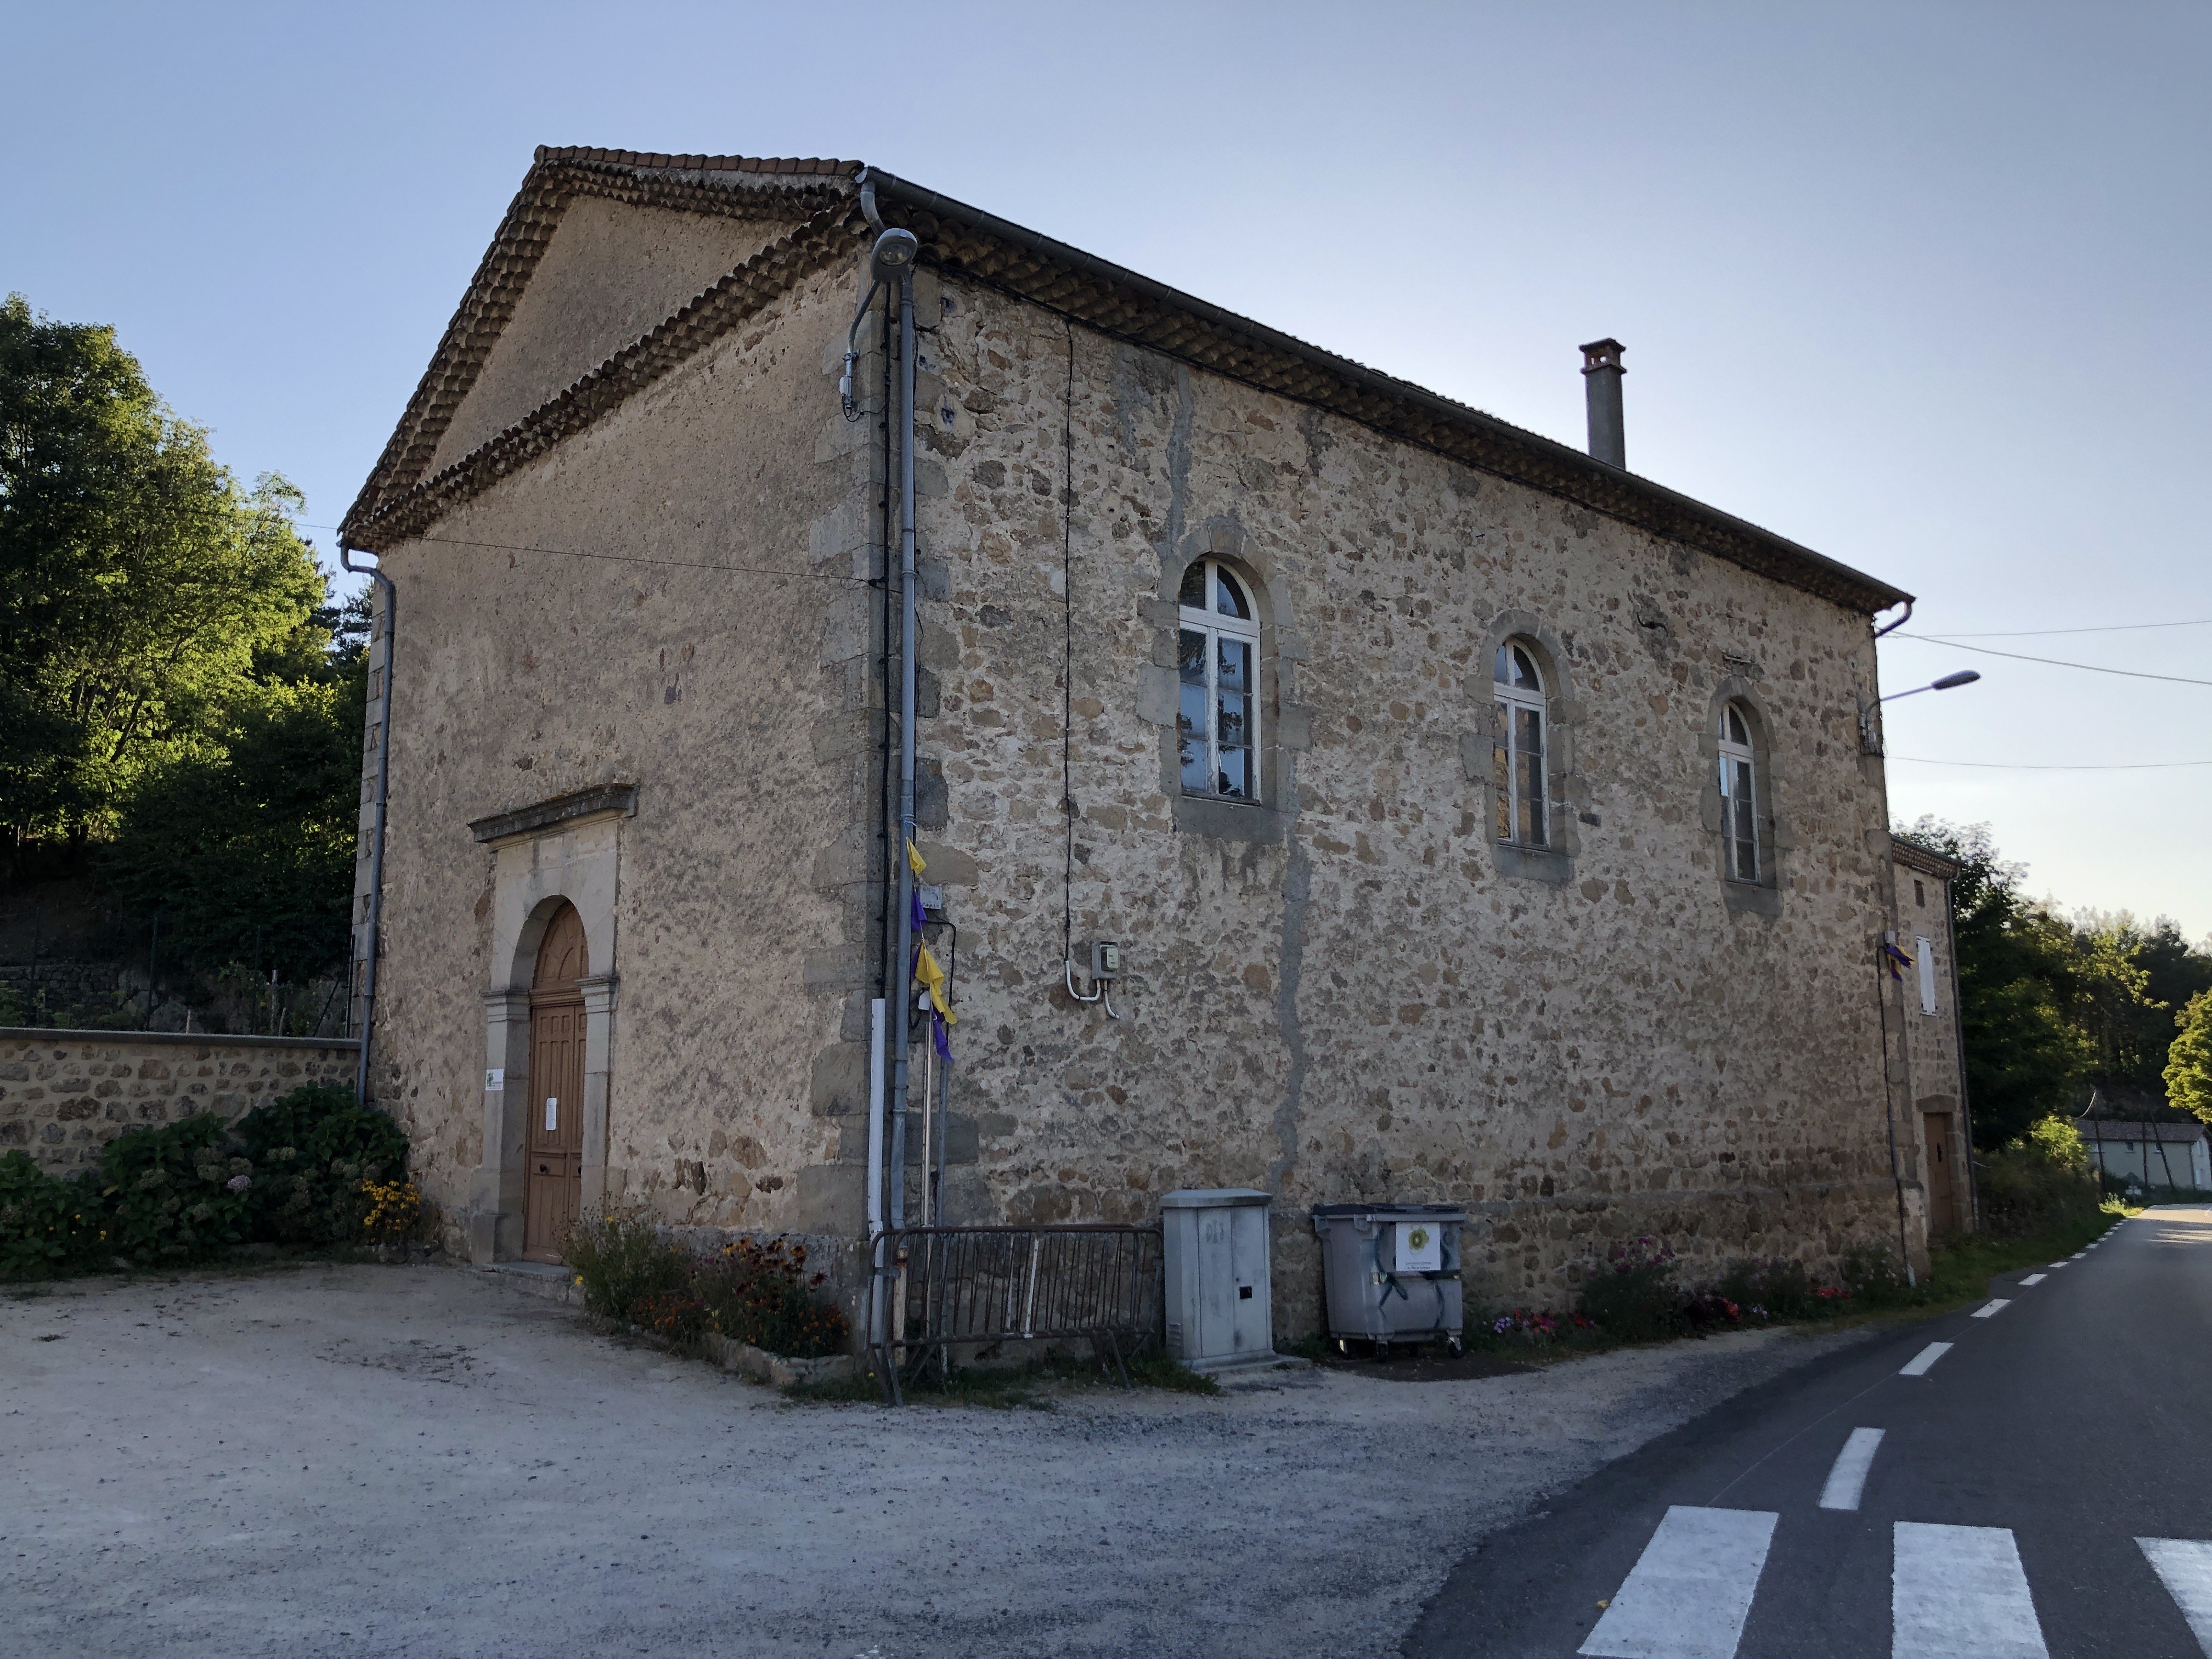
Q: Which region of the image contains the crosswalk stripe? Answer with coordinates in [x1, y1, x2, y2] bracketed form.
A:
[1578, 1505, 1777, 1659]
[1900, 1342, 1953, 1375]
[2138, 1538, 2212, 1654]
[2018, 1274, 2046, 1285]
[1893, 1522, 2048, 1658]
[1972, 1300, 2011, 1319]
[1819, 1427, 1885, 1511]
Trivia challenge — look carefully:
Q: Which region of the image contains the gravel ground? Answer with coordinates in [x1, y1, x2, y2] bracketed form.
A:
[2, 1263, 1872, 1658]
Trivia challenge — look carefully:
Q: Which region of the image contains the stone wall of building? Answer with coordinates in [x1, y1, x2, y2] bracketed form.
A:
[356, 226, 1932, 1335]
[0, 1030, 360, 1173]
[1892, 851, 1969, 1233]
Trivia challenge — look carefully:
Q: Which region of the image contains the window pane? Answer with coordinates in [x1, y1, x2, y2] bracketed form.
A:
[1216, 689, 1249, 750]
[1178, 562, 1206, 608]
[1727, 706, 1750, 746]
[1493, 712, 1512, 840]
[1178, 628, 1207, 685]
[1512, 646, 1541, 692]
[1215, 567, 1252, 620]
[1217, 637, 1250, 693]
[1517, 707, 1545, 844]
[1493, 644, 1514, 685]
[1217, 746, 1249, 798]
[1178, 682, 1209, 792]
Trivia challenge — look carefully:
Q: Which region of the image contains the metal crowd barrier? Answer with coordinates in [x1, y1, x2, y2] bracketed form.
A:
[868, 1223, 1163, 1404]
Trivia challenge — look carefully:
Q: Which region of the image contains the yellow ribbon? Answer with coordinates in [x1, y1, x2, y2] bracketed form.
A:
[913, 940, 956, 1023]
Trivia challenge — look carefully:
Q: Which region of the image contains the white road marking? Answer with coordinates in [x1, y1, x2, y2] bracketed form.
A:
[1893, 1521, 2049, 1658]
[1971, 1300, 2011, 1318]
[2050, 1262, 2070, 1270]
[1900, 1342, 1953, 1376]
[1578, 1505, 1778, 1659]
[2018, 1274, 2046, 1285]
[1819, 1427, 1885, 1511]
[2070, 1252, 2087, 1260]
[2138, 1538, 2212, 1654]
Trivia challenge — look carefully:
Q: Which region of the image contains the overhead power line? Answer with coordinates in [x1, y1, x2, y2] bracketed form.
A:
[1929, 618, 2212, 638]
[1888, 756, 2212, 771]
[1890, 633, 2212, 687]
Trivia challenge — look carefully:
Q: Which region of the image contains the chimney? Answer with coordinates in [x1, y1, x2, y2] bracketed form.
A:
[1579, 338, 1626, 470]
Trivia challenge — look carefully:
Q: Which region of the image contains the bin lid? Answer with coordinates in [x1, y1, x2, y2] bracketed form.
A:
[1310, 1202, 1469, 1221]
[1160, 1188, 1271, 1209]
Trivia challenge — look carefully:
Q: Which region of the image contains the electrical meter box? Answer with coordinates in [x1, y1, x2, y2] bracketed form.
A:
[1161, 1188, 1279, 1373]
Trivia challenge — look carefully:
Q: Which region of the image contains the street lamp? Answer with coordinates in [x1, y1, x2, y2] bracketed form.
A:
[1881, 670, 1981, 703]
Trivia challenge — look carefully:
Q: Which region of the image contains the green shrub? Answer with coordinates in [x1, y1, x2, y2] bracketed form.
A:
[1979, 1115, 2101, 1238]
[1714, 1257, 1826, 1321]
[234, 1084, 408, 1243]
[0, 1152, 108, 1280]
[561, 1207, 690, 1323]
[692, 1237, 850, 1359]
[1575, 1237, 1688, 1341]
[99, 1113, 255, 1264]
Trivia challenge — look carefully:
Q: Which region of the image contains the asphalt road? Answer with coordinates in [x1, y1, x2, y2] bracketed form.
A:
[1406, 1207, 2212, 1659]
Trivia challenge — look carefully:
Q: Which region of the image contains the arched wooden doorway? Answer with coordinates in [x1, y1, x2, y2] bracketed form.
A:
[524, 902, 588, 1261]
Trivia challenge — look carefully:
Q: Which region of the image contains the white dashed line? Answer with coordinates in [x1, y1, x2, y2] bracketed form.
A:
[1893, 1522, 2049, 1658]
[1971, 1300, 2011, 1319]
[2140, 1538, 2212, 1655]
[1579, 1505, 1777, 1659]
[1819, 1428, 1885, 1511]
[2050, 1262, 2070, 1270]
[1900, 1342, 1953, 1376]
[2018, 1274, 2046, 1286]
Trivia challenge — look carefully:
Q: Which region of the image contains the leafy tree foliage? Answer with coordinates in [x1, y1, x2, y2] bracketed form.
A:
[1899, 817, 2212, 1146]
[2168, 993, 2212, 1127]
[97, 602, 364, 980]
[1, 292, 322, 852]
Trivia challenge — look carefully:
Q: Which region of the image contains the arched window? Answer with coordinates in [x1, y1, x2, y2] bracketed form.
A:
[1177, 560, 1260, 800]
[1493, 640, 1547, 845]
[1718, 702, 1759, 881]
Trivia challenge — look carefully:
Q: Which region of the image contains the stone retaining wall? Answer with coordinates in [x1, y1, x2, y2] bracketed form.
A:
[0, 1029, 362, 1173]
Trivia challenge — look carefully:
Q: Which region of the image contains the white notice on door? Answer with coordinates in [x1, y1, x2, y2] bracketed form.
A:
[485, 1068, 504, 1092]
[1395, 1221, 1442, 1273]
[545, 1097, 558, 1132]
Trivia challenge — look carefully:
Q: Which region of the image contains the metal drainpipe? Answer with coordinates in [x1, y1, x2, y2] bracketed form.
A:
[889, 263, 918, 1232]
[339, 541, 394, 1104]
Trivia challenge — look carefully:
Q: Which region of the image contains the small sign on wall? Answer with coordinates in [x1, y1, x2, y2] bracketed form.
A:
[545, 1097, 558, 1132]
[1395, 1221, 1442, 1273]
[485, 1068, 504, 1092]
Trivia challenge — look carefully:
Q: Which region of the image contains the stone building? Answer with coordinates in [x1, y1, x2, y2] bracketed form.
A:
[336, 147, 1960, 1332]
[1891, 839, 1972, 1235]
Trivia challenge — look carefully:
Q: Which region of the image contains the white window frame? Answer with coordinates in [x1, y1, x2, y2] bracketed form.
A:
[1176, 560, 1261, 802]
[1493, 641, 1548, 847]
[1718, 703, 1759, 882]
[1916, 935, 1938, 1015]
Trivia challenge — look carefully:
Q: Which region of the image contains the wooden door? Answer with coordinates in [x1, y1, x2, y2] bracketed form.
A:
[524, 904, 588, 1262]
[1923, 1113, 1957, 1237]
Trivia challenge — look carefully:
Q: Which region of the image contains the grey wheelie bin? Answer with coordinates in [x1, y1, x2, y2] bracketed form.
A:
[1311, 1203, 1466, 1353]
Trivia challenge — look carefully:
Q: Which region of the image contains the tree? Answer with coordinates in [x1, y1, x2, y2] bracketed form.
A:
[1897, 819, 2095, 1148]
[1, 293, 321, 857]
[2168, 993, 2212, 1127]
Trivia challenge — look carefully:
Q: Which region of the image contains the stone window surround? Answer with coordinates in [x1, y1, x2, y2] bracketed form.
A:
[467, 786, 631, 1263]
[1466, 611, 1583, 887]
[1142, 517, 1308, 848]
[1699, 678, 1787, 918]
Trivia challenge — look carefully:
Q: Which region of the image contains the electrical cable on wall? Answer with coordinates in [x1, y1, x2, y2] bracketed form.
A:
[1060, 315, 1101, 1009]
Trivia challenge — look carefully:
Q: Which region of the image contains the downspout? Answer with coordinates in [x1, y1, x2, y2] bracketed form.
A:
[889, 251, 919, 1232]
[849, 182, 924, 1240]
[339, 540, 394, 1104]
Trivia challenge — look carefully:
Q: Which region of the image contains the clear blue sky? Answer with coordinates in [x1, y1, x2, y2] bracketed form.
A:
[7, 2, 2205, 935]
